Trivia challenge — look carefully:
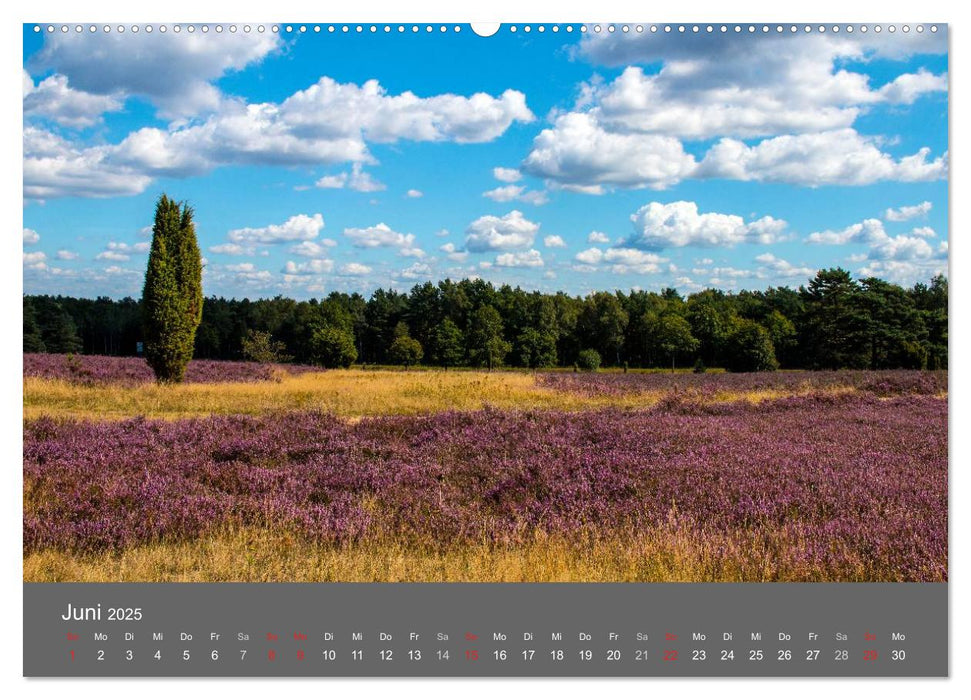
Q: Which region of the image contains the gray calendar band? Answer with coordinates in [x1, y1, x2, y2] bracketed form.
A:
[24, 582, 947, 677]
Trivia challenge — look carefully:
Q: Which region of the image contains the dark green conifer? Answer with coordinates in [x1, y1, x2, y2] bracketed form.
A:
[141, 194, 203, 383]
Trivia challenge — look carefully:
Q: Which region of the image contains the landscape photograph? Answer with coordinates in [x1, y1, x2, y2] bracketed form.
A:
[22, 24, 948, 583]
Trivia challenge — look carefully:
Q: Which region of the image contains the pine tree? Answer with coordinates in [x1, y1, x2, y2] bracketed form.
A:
[23, 298, 46, 352]
[141, 194, 204, 383]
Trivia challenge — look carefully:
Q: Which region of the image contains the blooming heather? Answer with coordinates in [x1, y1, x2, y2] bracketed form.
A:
[537, 369, 947, 399]
[23, 353, 319, 385]
[24, 392, 946, 581]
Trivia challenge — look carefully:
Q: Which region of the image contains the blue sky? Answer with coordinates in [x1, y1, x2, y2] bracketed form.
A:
[22, 23, 948, 300]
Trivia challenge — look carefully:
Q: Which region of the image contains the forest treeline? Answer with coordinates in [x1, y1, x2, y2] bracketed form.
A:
[23, 268, 947, 372]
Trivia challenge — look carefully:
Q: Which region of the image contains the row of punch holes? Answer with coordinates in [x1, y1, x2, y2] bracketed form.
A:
[34, 24, 940, 35]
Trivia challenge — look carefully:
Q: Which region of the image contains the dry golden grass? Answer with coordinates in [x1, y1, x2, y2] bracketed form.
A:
[23, 371, 924, 583]
[22, 526, 872, 583]
[23, 369, 860, 421]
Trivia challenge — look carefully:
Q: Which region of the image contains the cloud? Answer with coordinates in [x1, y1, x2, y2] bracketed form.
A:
[522, 32, 945, 193]
[314, 163, 385, 192]
[24, 126, 153, 200]
[807, 218, 887, 245]
[543, 235, 566, 248]
[624, 201, 787, 250]
[23, 228, 40, 245]
[587, 231, 610, 244]
[94, 241, 150, 261]
[869, 235, 934, 261]
[575, 248, 604, 265]
[577, 32, 946, 139]
[493, 167, 522, 183]
[279, 77, 534, 144]
[494, 249, 544, 268]
[573, 246, 666, 274]
[439, 242, 468, 262]
[465, 210, 540, 252]
[523, 112, 697, 191]
[344, 223, 424, 257]
[483, 185, 524, 202]
[755, 253, 816, 279]
[525, 122, 946, 191]
[399, 262, 433, 279]
[884, 201, 933, 222]
[112, 241, 149, 253]
[24, 77, 534, 200]
[709, 266, 752, 278]
[584, 66, 860, 140]
[210, 243, 254, 256]
[878, 69, 949, 104]
[910, 226, 936, 238]
[406, 189, 423, 198]
[23, 70, 123, 128]
[856, 259, 947, 285]
[519, 190, 549, 205]
[339, 263, 372, 276]
[228, 213, 325, 245]
[23, 251, 47, 269]
[806, 217, 936, 262]
[698, 129, 948, 186]
[55, 249, 79, 260]
[289, 240, 337, 257]
[30, 29, 281, 118]
[482, 184, 548, 205]
[315, 173, 350, 189]
[282, 259, 334, 275]
[214, 262, 273, 286]
[600, 248, 666, 274]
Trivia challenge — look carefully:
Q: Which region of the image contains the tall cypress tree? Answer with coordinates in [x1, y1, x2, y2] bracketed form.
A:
[141, 194, 203, 383]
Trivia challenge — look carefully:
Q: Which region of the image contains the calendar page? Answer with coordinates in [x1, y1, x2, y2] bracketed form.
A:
[21, 20, 948, 678]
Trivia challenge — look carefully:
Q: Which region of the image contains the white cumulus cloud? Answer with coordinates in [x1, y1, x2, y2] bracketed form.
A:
[624, 201, 787, 250]
[755, 253, 816, 279]
[578, 32, 946, 139]
[30, 29, 282, 118]
[344, 223, 424, 258]
[523, 112, 697, 191]
[228, 213, 325, 245]
[399, 262, 433, 280]
[698, 129, 948, 186]
[493, 167, 522, 183]
[282, 259, 335, 275]
[340, 263, 372, 276]
[483, 184, 548, 205]
[806, 217, 937, 262]
[24, 76, 534, 200]
[23, 251, 47, 269]
[439, 242, 468, 262]
[315, 163, 385, 192]
[465, 210, 540, 252]
[494, 249, 544, 268]
[884, 201, 933, 222]
[23, 70, 123, 128]
[289, 240, 337, 257]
